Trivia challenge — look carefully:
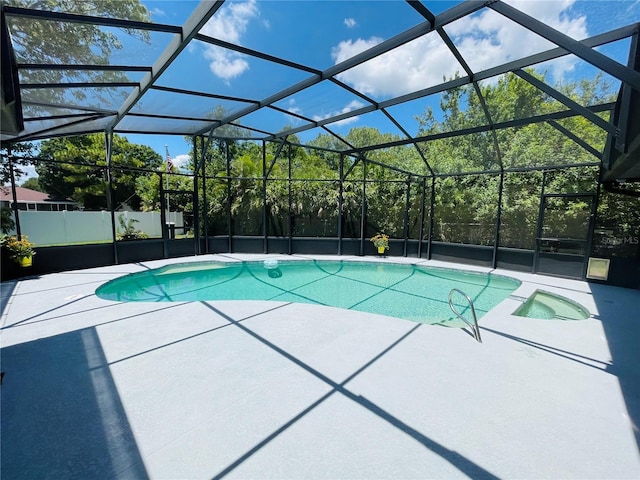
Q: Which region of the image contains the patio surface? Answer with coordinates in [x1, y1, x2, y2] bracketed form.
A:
[1, 254, 639, 479]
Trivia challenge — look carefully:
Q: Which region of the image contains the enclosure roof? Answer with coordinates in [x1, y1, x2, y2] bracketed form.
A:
[1, 0, 640, 165]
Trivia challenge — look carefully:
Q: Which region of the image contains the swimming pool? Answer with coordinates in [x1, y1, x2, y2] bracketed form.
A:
[96, 260, 521, 327]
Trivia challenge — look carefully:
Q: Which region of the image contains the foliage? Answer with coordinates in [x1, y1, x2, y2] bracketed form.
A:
[593, 185, 640, 257]
[370, 233, 389, 250]
[499, 172, 542, 249]
[136, 170, 193, 212]
[1, 234, 36, 261]
[198, 73, 615, 248]
[5, 66, 632, 259]
[35, 134, 162, 210]
[1, 0, 151, 188]
[433, 175, 499, 245]
[415, 70, 612, 172]
[19, 177, 42, 191]
[5, 0, 151, 106]
[116, 214, 148, 241]
[1, 207, 16, 234]
[0, 142, 35, 184]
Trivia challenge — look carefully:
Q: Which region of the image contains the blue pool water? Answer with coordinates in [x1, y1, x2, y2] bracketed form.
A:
[95, 260, 521, 326]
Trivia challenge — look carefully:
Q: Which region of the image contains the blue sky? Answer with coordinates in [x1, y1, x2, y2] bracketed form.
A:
[130, 0, 640, 172]
[19, 0, 640, 179]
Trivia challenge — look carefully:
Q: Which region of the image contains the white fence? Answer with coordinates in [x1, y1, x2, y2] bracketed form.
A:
[6, 211, 184, 246]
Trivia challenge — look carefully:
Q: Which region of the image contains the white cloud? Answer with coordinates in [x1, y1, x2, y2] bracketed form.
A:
[150, 8, 166, 18]
[313, 100, 365, 127]
[344, 18, 357, 28]
[15, 164, 38, 182]
[446, 0, 587, 80]
[332, 34, 462, 98]
[331, 0, 588, 98]
[286, 98, 302, 116]
[199, 0, 259, 82]
[171, 153, 192, 170]
[280, 98, 363, 127]
[332, 36, 383, 64]
[204, 51, 249, 80]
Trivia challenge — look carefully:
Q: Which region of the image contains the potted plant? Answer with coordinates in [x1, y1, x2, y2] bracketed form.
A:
[1, 234, 36, 267]
[370, 232, 389, 255]
[116, 214, 148, 241]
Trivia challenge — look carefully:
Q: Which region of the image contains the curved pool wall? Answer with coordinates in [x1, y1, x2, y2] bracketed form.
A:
[96, 260, 521, 327]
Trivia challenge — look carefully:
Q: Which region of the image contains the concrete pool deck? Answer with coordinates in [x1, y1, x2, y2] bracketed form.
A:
[1, 254, 639, 479]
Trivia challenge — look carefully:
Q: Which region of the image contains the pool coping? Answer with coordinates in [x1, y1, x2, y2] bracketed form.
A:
[1, 254, 639, 479]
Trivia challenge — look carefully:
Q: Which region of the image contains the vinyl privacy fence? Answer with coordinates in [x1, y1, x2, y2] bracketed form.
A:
[7, 211, 184, 246]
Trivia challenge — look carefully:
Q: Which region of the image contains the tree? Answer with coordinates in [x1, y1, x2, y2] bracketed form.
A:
[136, 169, 193, 213]
[35, 133, 161, 210]
[285, 142, 340, 237]
[1, 0, 152, 184]
[5, 0, 151, 102]
[0, 142, 35, 184]
[414, 72, 617, 246]
[1, 207, 16, 234]
[19, 177, 42, 191]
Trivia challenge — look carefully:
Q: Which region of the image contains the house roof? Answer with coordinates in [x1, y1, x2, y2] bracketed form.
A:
[0, 186, 75, 203]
